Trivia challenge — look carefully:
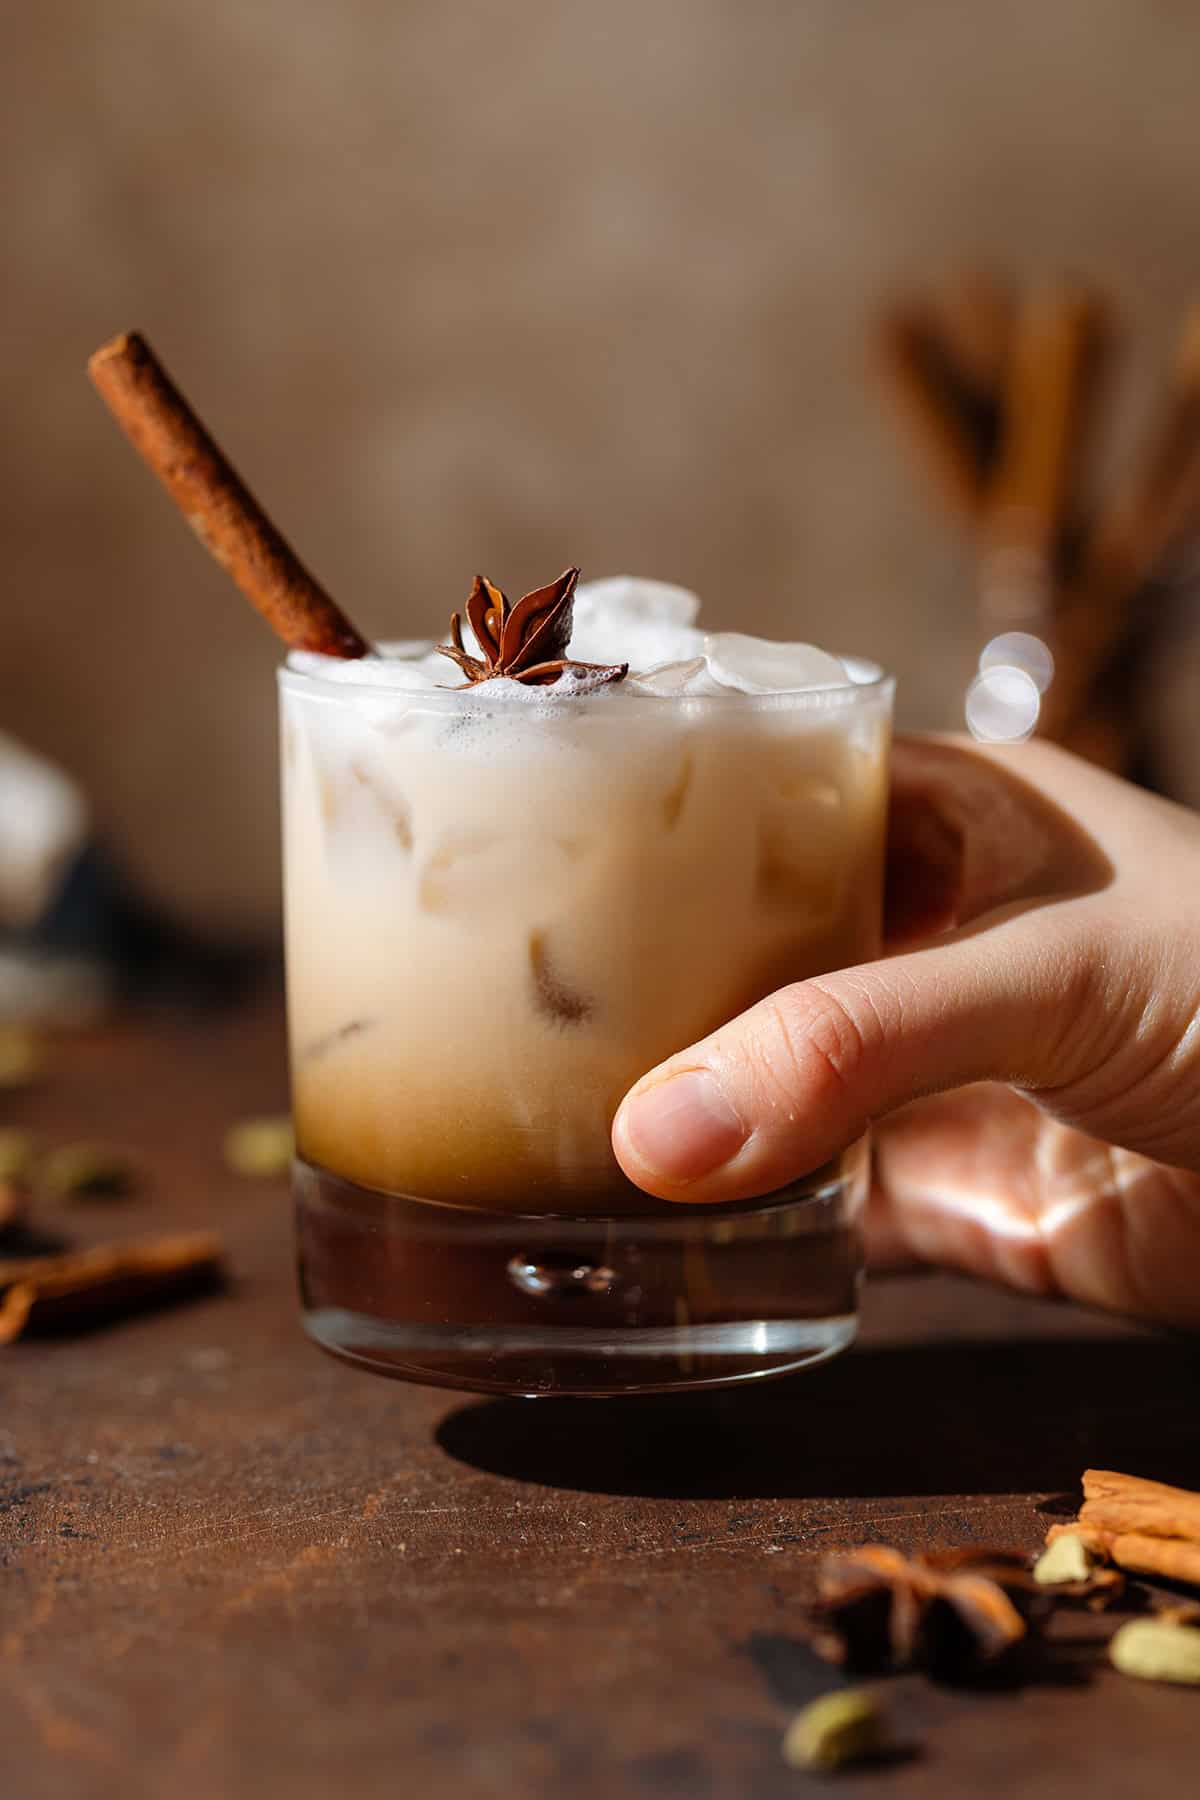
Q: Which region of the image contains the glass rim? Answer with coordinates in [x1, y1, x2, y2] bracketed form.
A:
[278, 645, 895, 716]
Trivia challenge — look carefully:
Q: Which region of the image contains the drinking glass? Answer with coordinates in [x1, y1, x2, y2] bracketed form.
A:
[281, 651, 892, 1395]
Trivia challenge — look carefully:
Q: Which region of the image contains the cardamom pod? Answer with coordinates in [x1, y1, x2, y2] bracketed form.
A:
[40, 1142, 138, 1200]
[223, 1116, 294, 1178]
[1110, 1619, 1200, 1685]
[781, 1688, 889, 1771]
[1034, 1533, 1096, 1585]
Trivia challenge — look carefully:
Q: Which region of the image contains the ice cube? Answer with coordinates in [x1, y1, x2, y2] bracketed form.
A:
[349, 760, 412, 849]
[313, 736, 413, 870]
[629, 657, 711, 696]
[301, 1018, 375, 1064]
[418, 833, 580, 918]
[703, 634, 849, 694]
[528, 930, 592, 1025]
[756, 780, 847, 914]
[569, 578, 705, 670]
[661, 751, 694, 827]
[573, 577, 701, 629]
[418, 830, 497, 915]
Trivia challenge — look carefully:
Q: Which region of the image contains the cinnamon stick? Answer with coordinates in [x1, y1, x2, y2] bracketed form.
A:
[1081, 1468, 1200, 1542]
[88, 332, 369, 659]
[980, 283, 1111, 634]
[1040, 304, 1200, 745]
[1047, 1471, 1200, 1588]
[934, 268, 1014, 397]
[0, 1231, 226, 1342]
[873, 305, 995, 526]
[1110, 1535, 1200, 1587]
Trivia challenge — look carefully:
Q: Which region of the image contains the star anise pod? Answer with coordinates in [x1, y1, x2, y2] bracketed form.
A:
[435, 566, 627, 690]
[811, 1544, 1046, 1679]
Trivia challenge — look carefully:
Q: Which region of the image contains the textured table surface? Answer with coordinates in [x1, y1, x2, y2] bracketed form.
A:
[2, 997, 1198, 1800]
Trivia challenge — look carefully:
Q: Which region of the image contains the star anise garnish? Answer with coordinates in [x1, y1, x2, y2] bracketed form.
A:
[435, 566, 627, 690]
[810, 1544, 1047, 1679]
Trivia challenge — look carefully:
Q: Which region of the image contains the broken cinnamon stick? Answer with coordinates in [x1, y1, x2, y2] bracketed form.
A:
[88, 332, 369, 659]
[0, 1231, 226, 1342]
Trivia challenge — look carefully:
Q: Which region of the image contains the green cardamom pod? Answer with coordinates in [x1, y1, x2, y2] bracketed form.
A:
[1034, 1534, 1096, 1585]
[223, 1116, 294, 1178]
[40, 1142, 138, 1200]
[782, 1688, 889, 1771]
[1110, 1619, 1200, 1685]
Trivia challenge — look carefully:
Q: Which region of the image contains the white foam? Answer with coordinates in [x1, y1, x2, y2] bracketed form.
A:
[287, 576, 853, 698]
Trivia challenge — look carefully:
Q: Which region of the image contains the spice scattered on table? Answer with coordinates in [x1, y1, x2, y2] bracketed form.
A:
[793, 1466, 1200, 1765]
[1109, 1619, 1200, 1686]
[781, 1688, 892, 1772]
[40, 1141, 139, 1201]
[223, 1115, 294, 1178]
[1031, 1531, 1125, 1605]
[0, 1231, 226, 1343]
[1047, 1468, 1200, 1587]
[810, 1543, 1042, 1676]
[1034, 1532, 1096, 1585]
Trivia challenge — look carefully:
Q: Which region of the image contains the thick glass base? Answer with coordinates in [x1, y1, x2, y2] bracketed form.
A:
[294, 1148, 866, 1398]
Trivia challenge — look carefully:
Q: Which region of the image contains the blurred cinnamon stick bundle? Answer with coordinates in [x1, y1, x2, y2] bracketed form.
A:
[873, 273, 1200, 775]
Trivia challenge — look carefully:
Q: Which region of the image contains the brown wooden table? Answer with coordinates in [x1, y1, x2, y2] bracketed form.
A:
[3, 996, 1198, 1799]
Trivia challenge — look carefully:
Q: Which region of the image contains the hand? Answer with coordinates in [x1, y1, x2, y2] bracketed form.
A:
[612, 737, 1200, 1328]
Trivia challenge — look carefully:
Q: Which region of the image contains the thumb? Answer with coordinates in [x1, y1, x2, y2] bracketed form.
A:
[611, 923, 1101, 1204]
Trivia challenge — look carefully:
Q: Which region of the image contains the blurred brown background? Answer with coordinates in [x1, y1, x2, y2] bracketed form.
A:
[3, 0, 1199, 935]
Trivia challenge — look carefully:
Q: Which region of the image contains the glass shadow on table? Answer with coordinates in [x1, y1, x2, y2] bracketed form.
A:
[436, 1331, 1200, 1501]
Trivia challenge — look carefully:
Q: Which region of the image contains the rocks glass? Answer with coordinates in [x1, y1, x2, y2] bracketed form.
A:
[282, 616, 891, 1395]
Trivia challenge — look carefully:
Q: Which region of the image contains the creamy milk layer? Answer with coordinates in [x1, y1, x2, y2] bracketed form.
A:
[281, 580, 892, 1211]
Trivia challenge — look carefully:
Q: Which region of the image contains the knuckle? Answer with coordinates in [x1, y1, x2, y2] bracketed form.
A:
[739, 979, 885, 1121]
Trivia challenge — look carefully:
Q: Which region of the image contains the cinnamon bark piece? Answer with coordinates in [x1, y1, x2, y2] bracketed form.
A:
[1047, 1471, 1200, 1587]
[88, 333, 369, 659]
[0, 1231, 226, 1343]
[1044, 1521, 1114, 1556]
[1109, 1534, 1200, 1586]
[1080, 1468, 1200, 1542]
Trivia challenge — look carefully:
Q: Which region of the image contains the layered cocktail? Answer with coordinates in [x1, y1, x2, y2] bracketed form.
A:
[284, 575, 891, 1394]
[84, 339, 891, 1396]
